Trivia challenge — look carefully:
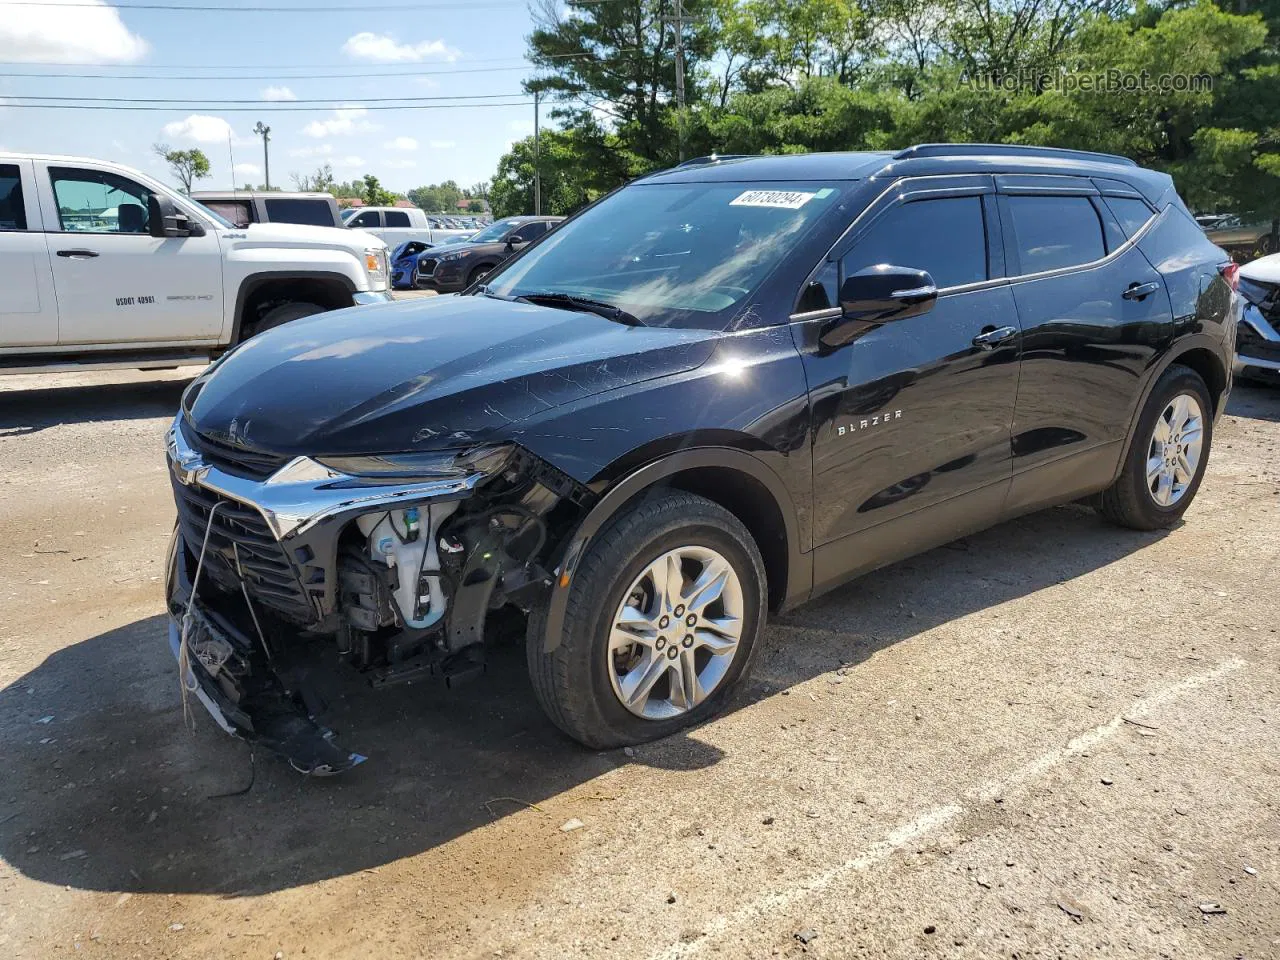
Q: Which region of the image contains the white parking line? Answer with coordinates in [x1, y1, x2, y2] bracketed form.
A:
[649, 657, 1246, 960]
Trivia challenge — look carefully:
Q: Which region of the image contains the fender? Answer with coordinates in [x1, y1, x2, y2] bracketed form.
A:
[540, 446, 812, 653]
[230, 270, 357, 343]
[1107, 332, 1231, 486]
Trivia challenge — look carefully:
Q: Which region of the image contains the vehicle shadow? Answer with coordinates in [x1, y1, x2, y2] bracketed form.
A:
[0, 501, 1172, 897]
[1228, 382, 1280, 423]
[0, 375, 195, 434]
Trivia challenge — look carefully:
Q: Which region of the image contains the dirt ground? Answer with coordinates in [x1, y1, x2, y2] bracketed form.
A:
[0, 367, 1277, 960]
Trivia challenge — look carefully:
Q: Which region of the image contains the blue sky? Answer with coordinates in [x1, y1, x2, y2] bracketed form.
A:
[0, 0, 543, 193]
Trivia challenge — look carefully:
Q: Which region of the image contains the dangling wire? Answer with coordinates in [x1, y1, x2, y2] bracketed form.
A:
[232, 541, 274, 665]
[178, 500, 223, 732]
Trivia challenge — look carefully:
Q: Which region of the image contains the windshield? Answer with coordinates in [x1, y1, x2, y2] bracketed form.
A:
[184, 196, 235, 229]
[469, 218, 522, 243]
[485, 181, 844, 328]
[341, 208, 358, 222]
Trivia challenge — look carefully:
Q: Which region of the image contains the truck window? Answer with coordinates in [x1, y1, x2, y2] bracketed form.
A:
[50, 168, 154, 234]
[0, 165, 26, 230]
[264, 197, 337, 227]
[204, 199, 253, 227]
[384, 210, 412, 228]
[348, 210, 381, 228]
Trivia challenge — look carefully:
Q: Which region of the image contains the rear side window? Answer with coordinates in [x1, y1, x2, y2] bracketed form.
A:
[1103, 197, 1156, 239]
[204, 199, 252, 227]
[0, 164, 26, 230]
[385, 210, 411, 227]
[264, 197, 336, 227]
[843, 196, 987, 289]
[1007, 195, 1104, 273]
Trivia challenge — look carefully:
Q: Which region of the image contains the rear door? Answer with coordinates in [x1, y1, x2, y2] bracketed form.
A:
[998, 176, 1174, 511]
[796, 175, 1021, 590]
[38, 162, 225, 344]
[0, 159, 59, 346]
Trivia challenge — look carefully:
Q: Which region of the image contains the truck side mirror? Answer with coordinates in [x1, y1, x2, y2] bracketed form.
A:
[149, 195, 204, 238]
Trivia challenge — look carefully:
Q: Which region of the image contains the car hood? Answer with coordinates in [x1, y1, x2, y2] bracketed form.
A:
[1240, 253, 1280, 285]
[221, 221, 384, 252]
[184, 294, 720, 455]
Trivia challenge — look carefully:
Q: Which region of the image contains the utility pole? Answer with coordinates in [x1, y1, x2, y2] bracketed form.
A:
[663, 0, 687, 161]
[253, 121, 271, 190]
[533, 91, 541, 216]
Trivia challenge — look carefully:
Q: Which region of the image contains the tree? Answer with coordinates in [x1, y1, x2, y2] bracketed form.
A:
[291, 163, 336, 193]
[153, 143, 210, 194]
[466, 199, 486, 213]
[362, 174, 398, 206]
[489, 131, 603, 217]
[407, 180, 464, 211]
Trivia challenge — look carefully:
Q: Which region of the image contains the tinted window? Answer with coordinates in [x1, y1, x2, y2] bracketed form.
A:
[349, 210, 380, 228]
[204, 199, 252, 227]
[513, 221, 548, 241]
[1007, 195, 1104, 273]
[0, 164, 26, 230]
[50, 167, 154, 234]
[1103, 197, 1156, 239]
[265, 197, 337, 227]
[384, 210, 411, 228]
[843, 196, 987, 289]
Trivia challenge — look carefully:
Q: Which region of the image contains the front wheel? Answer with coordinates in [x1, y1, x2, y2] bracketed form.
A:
[245, 301, 324, 339]
[467, 264, 493, 288]
[527, 492, 767, 749]
[1096, 364, 1213, 530]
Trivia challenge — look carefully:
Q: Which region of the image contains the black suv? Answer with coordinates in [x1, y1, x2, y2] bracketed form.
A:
[166, 144, 1238, 773]
[416, 215, 564, 292]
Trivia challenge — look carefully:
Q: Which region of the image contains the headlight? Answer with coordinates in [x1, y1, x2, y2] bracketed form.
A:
[364, 246, 389, 291]
[436, 249, 471, 263]
[316, 444, 514, 483]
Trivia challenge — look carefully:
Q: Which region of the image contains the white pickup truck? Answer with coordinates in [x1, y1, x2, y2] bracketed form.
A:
[0, 153, 392, 375]
[341, 205, 473, 248]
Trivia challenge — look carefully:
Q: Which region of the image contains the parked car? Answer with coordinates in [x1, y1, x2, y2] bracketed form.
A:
[165, 144, 1236, 774]
[389, 239, 432, 290]
[0, 154, 389, 375]
[190, 190, 342, 229]
[416, 215, 564, 291]
[1236, 254, 1280, 383]
[1202, 214, 1278, 259]
[342, 205, 471, 247]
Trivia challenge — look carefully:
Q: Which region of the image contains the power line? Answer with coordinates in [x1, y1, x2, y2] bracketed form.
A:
[0, 65, 535, 81]
[7, 92, 531, 104]
[1, 0, 623, 9]
[0, 100, 534, 112]
[0, 51, 619, 71]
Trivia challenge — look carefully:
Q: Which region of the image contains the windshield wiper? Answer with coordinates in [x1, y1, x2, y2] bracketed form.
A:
[515, 291, 645, 326]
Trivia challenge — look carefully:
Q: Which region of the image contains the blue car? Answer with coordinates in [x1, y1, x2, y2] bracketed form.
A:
[390, 240, 432, 290]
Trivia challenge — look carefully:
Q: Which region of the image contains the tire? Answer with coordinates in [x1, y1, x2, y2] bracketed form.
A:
[245, 301, 324, 339]
[1096, 364, 1213, 530]
[467, 264, 493, 288]
[527, 491, 767, 749]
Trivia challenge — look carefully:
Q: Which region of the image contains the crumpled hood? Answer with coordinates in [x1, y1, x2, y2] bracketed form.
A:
[185, 294, 719, 455]
[1240, 252, 1280, 285]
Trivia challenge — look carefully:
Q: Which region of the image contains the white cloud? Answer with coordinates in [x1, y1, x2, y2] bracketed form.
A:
[233, 162, 262, 178]
[341, 31, 458, 63]
[383, 136, 418, 151]
[428, 139, 457, 149]
[289, 143, 333, 159]
[385, 158, 416, 169]
[260, 85, 297, 102]
[0, 0, 148, 64]
[334, 155, 365, 168]
[111, 139, 129, 154]
[163, 114, 241, 145]
[302, 105, 378, 138]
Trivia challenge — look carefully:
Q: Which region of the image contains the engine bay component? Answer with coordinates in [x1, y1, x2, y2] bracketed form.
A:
[355, 501, 458, 629]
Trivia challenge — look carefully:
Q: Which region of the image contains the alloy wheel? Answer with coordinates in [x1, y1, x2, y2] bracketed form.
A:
[1146, 393, 1204, 507]
[607, 545, 745, 720]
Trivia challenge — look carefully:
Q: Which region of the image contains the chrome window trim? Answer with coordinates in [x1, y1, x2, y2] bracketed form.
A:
[1001, 198, 1161, 286]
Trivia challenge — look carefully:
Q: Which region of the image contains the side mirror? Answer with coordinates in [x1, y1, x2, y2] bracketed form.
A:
[148, 195, 203, 238]
[821, 264, 937, 349]
[507, 233, 529, 248]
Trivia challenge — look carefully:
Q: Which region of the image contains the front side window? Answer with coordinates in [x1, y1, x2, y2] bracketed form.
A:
[384, 210, 411, 227]
[1007, 195, 1105, 273]
[349, 210, 380, 228]
[513, 220, 548, 241]
[842, 196, 987, 289]
[0, 164, 26, 230]
[51, 167, 154, 234]
[486, 181, 846, 328]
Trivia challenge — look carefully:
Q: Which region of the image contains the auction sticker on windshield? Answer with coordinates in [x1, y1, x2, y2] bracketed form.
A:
[730, 190, 816, 209]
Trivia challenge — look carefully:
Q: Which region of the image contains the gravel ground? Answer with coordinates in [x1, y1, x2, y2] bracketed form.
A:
[0, 367, 1277, 960]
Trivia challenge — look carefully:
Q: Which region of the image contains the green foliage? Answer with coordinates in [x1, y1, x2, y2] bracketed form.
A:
[153, 143, 210, 194]
[362, 174, 399, 206]
[489, 131, 607, 218]
[407, 181, 464, 212]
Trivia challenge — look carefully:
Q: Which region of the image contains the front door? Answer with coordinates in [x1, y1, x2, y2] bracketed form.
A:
[39, 163, 224, 345]
[794, 176, 1021, 591]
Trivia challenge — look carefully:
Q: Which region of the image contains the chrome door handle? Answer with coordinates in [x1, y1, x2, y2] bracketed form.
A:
[972, 325, 1017, 349]
[1122, 281, 1160, 301]
[56, 249, 99, 259]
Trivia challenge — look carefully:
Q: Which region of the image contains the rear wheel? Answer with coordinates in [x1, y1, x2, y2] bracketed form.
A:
[1096, 364, 1213, 530]
[527, 492, 766, 749]
[245, 301, 324, 339]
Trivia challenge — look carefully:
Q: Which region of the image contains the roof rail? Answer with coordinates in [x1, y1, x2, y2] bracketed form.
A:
[893, 143, 1137, 168]
[676, 153, 753, 168]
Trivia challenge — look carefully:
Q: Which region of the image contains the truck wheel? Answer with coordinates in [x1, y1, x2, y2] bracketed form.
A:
[1096, 364, 1213, 530]
[527, 491, 767, 749]
[246, 301, 324, 339]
